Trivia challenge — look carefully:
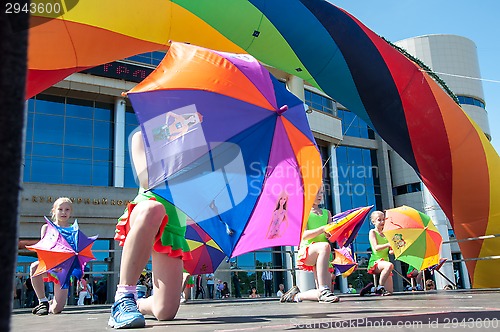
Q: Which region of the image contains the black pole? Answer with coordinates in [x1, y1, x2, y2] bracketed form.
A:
[0, 4, 29, 331]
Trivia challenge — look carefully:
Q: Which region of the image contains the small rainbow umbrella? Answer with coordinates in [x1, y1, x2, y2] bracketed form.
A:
[183, 220, 227, 275]
[324, 206, 373, 247]
[26, 217, 97, 289]
[384, 205, 442, 271]
[332, 247, 357, 277]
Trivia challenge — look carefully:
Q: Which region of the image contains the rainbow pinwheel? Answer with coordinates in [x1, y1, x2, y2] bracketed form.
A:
[384, 206, 442, 271]
[126, 42, 321, 258]
[325, 206, 373, 247]
[26, 217, 97, 289]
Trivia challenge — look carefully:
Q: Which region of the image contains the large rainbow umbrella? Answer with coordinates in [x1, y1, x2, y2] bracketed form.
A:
[324, 206, 373, 247]
[384, 206, 443, 271]
[26, 0, 500, 287]
[26, 217, 97, 289]
[126, 42, 322, 258]
[184, 220, 226, 275]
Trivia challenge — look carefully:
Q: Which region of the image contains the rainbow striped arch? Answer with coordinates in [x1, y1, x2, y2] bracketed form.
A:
[26, 0, 500, 288]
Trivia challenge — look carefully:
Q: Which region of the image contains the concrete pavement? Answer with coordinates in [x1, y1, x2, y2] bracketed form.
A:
[11, 289, 500, 331]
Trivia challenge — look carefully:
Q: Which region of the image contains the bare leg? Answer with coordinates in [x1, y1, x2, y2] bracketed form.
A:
[303, 242, 331, 288]
[50, 287, 68, 314]
[296, 242, 332, 301]
[137, 252, 183, 320]
[374, 261, 394, 293]
[119, 200, 165, 286]
[30, 262, 46, 302]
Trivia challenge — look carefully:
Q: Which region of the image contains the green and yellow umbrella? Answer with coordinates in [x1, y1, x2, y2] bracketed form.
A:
[384, 206, 442, 271]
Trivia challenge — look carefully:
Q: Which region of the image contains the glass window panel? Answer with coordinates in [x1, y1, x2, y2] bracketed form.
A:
[255, 250, 272, 267]
[25, 112, 33, 142]
[92, 162, 111, 186]
[66, 98, 93, 118]
[65, 117, 92, 146]
[33, 114, 64, 144]
[311, 92, 322, 105]
[31, 156, 63, 183]
[64, 145, 92, 160]
[93, 121, 112, 149]
[366, 194, 376, 206]
[63, 159, 92, 185]
[27, 98, 35, 113]
[335, 146, 347, 164]
[358, 125, 369, 138]
[94, 103, 112, 121]
[36, 95, 65, 115]
[236, 253, 255, 269]
[352, 193, 367, 207]
[124, 166, 138, 188]
[33, 143, 63, 158]
[345, 125, 360, 137]
[347, 147, 363, 165]
[23, 160, 31, 181]
[340, 193, 352, 210]
[94, 148, 111, 161]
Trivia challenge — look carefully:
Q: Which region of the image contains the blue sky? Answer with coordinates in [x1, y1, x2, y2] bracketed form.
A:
[331, 0, 500, 153]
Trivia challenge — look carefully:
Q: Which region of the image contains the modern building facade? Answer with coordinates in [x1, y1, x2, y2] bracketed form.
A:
[16, 34, 489, 304]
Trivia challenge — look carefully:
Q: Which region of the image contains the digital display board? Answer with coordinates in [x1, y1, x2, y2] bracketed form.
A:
[82, 61, 154, 83]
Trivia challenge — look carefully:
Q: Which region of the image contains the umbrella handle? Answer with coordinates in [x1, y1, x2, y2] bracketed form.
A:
[392, 268, 412, 284]
[209, 200, 234, 236]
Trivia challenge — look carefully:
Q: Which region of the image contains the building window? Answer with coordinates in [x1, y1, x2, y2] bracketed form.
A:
[392, 182, 422, 196]
[457, 95, 485, 109]
[335, 146, 381, 256]
[304, 90, 336, 115]
[124, 106, 139, 188]
[124, 51, 166, 67]
[24, 95, 113, 186]
[337, 109, 375, 139]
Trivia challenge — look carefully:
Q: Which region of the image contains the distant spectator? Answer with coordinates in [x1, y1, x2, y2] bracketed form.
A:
[249, 287, 260, 298]
[221, 282, 230, 298]
[276, 284, 285, 297]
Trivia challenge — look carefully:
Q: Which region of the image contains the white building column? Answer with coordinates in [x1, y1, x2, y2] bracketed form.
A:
[422, 187, 457, 289]
[286, 75, 305, 100]
[113, 97, 126, 187]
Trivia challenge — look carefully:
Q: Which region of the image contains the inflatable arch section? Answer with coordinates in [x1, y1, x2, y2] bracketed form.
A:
[26, 0, 500, 287]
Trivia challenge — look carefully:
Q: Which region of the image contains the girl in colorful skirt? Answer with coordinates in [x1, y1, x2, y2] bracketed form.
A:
[280, 187, 339, 303]
[108, 131, 192, 329]
[366, 211, 394, 295]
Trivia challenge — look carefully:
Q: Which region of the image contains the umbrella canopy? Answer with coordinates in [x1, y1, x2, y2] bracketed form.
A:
[384, 206, 442, 271]
[26, 217, 97, 289]
[332, 247, 357, 277]
[126, 42, 322, 258]
[184, 220, 227, 275]
[324, 206, 373, 247]
[26, 1, 500, 288]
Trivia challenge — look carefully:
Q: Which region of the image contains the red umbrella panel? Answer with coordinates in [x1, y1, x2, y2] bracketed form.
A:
[26, 217, 97, 289]
[183, 220, 227, 275]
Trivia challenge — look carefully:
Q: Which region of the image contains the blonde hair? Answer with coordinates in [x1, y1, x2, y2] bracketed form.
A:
[370, 210, 384, 223]
[51, 197, 73, 220]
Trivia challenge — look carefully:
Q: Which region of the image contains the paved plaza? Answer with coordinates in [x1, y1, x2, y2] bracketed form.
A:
[11, 290, 500, 331]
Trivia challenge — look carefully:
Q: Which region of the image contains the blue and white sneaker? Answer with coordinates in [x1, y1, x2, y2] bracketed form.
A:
[108, 294, 145, 329]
